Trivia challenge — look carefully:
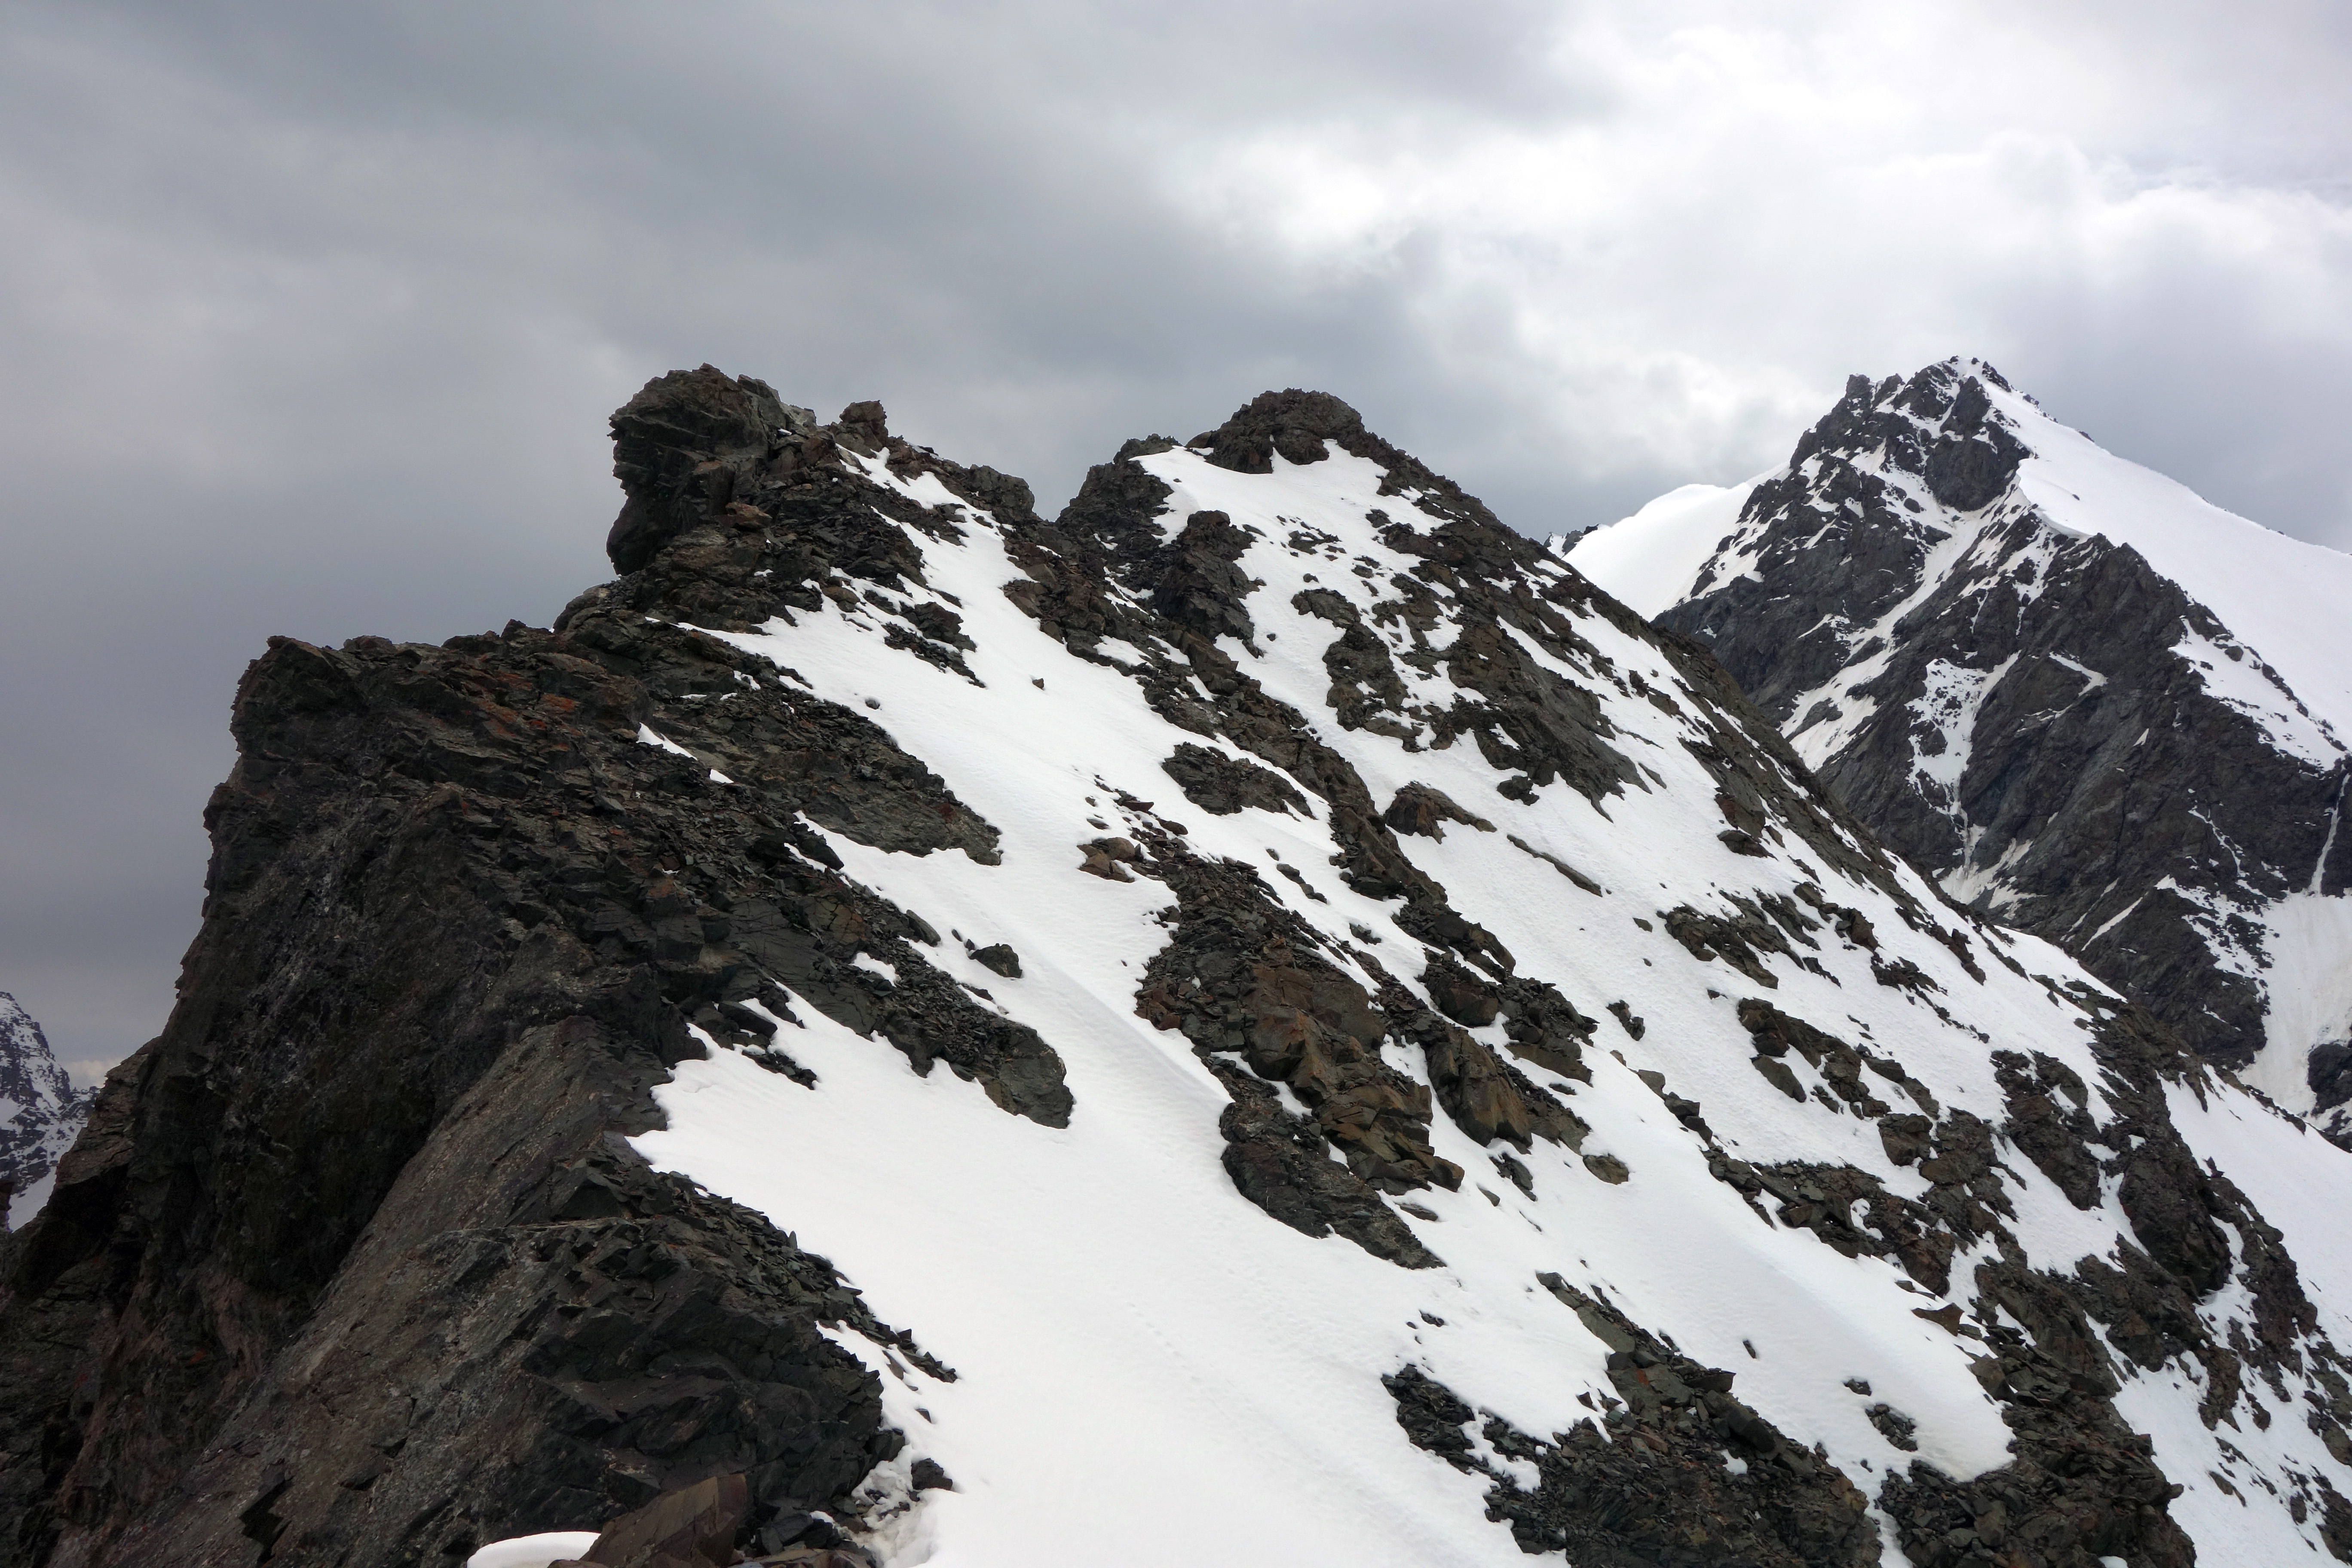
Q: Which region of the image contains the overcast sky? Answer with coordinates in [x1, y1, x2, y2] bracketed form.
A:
[5, 0, 2350, 1085]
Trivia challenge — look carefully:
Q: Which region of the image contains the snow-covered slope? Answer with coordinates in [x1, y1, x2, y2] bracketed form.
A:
[590, 380, 2352, 1565]
[1566, 361, 2352, 1123]
[0, 991, 89, 1230]
[1557, 481, 1755, 621]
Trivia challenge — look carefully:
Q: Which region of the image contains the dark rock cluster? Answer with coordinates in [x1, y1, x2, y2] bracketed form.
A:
[1387, 1279, 1881, 1566]
[540, 1467, 911, 1567]
[1710, 983, 2352, 1568]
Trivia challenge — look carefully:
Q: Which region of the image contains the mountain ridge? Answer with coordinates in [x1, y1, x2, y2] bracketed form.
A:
[3, 368, 2351, 1567]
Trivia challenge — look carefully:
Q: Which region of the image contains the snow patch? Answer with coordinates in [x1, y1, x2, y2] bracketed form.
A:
[464, 1533, 601, 1568]
[1562, 481, 1759, 619]
[635, 723, 696, 758]
[2046, 652, 2107, 693]
[1908, 655, 2018, 818]
[7, 1168, 58, 1231]
[2243, 892, 2352, 1112]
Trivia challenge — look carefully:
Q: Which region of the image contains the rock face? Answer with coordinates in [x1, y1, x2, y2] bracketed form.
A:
[1569, 359, 2352, 1126]
[6, 366, 2352, 1566]
[0, 995, 91, 1231]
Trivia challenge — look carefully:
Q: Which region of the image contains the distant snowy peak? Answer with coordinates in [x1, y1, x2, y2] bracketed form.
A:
[1645, 358, 2350, 761]
[1, 990, 91, 1229]
[1569, 357, 2351, 749]
[1569, 358, 2352, 1113]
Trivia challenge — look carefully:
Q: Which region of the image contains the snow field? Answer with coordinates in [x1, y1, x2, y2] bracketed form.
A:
[1552, 480, 1755, 619]
[616, 440, 2352, 1565]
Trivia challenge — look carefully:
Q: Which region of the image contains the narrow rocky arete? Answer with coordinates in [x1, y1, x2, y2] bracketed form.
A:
[4, 368, 2351, 1567]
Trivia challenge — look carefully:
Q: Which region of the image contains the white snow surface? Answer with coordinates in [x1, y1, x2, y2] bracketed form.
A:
[1987, 384, 2352, 763]
[464, 1533, 600, 1568]
[635, 722, 697, 758]
[2244, 892, 2352, 1108]
[6, 1169, 58, 1232]
[1554, 480, 1755, 618]
[590, 441, 2352, 1565]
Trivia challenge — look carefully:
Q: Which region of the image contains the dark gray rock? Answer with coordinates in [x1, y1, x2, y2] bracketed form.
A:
[0, 378, 1107, 1561]
[1130, 848, 1461, 1211]
[2312, 1042, 2352, 1112]
[606, 365, 809, 576]
[1160, 742, 1308, 818]
[0, 622, 956, 1565]
[575, 1471, 750, 1567]
[1213, 1065, 1442, 1269]
[1381, 782, 1492, 841]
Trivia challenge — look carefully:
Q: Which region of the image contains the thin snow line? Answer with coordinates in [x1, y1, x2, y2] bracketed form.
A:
[2313, 769, 2349, 897]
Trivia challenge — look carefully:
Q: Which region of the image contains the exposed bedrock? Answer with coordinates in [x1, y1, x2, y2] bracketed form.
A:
[1389, 1282, 1881, 1568]
[0, 475, 1021, 1564]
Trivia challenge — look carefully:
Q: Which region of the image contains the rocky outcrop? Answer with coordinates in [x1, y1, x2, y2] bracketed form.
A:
[0, 995, 90, 1231]
[0, 387, 1038, 1564]
[1717, 986, 2327, 1568]
[1387, 1281, 1883, 1568]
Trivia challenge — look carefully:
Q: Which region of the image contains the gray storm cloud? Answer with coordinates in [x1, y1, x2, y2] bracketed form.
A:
[3, 0, 2349, 1082]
